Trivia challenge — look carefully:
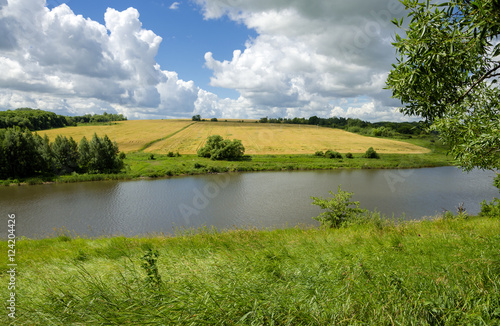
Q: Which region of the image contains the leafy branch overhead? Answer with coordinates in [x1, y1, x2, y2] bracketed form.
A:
[386, 0, 500, 177]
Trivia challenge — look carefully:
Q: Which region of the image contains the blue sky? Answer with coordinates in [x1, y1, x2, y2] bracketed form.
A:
[0, 0, 413, 121]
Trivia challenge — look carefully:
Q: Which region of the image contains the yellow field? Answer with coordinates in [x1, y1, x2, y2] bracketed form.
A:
[145, 121, 429, 154]
[39, 120, 194, 153]
[40, 120, 429, 154]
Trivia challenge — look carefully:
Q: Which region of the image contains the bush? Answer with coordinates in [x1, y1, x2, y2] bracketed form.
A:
[346, 152, 353, 159]
[211, 118, 218, 122]
[479, 198, 500, 218]
[311, 185, 367, 228]
[363, 147, 380, 159]
[314, 151, 324, 157]
[149, 154, 156, 160]
[325, 150, 342, 159]
[197, 135, 245, 160]
[167, 151, 175, 157]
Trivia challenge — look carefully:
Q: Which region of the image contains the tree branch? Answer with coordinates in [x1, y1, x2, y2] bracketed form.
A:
[455, 62, 500, 104]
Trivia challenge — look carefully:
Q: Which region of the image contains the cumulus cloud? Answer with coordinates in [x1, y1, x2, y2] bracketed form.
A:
[0, 0, 199, 117]
[197, 0, 410, 121]
[0, 0, 414, 121]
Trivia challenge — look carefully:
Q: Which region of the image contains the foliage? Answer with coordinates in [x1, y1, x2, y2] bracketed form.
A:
[192, 114, 201, 121]
[479, 198, 500, 218]
[87, 133, 124, 173]
[346, 152, 353, 159]
[386, 0, 500, 177]
[197, 134, 245, 160]
[0, 108, 72, 131]
[324, 150, 343, 159]
[0, 128, 124, 179]
[52, 135, 79, 174]
[141, 248, 162, 288]
[258, 115, 425, 135]
[314, 150, 324, 156]
[0, 127, 44, 178]
[311, 185, 367, 227]
[210, 117, 218, 122]
[363, 147, 380, 159]
[73, 112, 127, 124]
[0, 108, 127, 131]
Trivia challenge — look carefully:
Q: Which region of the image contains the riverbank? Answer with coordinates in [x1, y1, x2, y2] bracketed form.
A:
[2, 214, 499, 324]
[1, 137, 455, 186]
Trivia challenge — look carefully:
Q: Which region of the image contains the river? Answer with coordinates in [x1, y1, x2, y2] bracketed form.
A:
[1, 166, 498, 238]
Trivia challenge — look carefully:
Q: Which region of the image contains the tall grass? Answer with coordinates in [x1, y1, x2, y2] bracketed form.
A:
[1, 214, 499, 325]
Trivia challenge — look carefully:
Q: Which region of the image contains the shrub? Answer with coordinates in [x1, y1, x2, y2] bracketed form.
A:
[311, 185, 367, 228]
[197, 135, 245, 160]
[149, 154, 156, 160]
[346, 152, 353, 159]
[314, 151, 324, 157]
[194, 163, 205, 169]
[211, 118, 218, 122]
[479, 198, 500, 218]
[325, 150, 342, 159]
[363, 147, 380, 159]
[167, 151, 175, 157]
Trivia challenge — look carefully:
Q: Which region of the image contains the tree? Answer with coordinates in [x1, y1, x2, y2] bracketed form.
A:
[197, 135, 245, 160]
[363, 147, 380, 159]
[192, 115, 201, 121]
[52, 135, 79, 174]
[88, 133, 124, 173]
[78, 136, 91, 172]
[0, 128, 42, 178]
[311, 185, 367, 228]
[386, 0, 500, 188]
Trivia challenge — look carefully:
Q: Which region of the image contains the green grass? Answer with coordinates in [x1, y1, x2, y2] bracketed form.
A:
[1, 214, 499, 325]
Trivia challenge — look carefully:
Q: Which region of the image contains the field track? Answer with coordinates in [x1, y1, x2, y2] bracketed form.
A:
[40, 120, 429, 154]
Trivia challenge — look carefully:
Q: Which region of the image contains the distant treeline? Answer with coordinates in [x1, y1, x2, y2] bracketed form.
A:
[0, 108, 127, 131]
[0, 128, 124, 179]
[259, 116, 426, 136]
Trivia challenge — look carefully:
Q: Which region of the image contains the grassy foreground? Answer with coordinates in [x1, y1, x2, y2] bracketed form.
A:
[2, 215, 499, 325]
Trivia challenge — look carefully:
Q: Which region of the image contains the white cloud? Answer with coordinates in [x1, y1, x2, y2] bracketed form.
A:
[0, 0, 199, 117]
[0, 0, 414, 122]
[169, 2, 181, 10]
[197, 0, 411, 121]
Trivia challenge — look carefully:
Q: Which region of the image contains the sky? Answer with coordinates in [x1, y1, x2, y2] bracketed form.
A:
[0, 0, 414, 121]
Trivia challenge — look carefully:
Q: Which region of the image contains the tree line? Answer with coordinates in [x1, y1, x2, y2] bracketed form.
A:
[258, 116, 425, 136]
[0, 108, 127, 131]
[0, 128, 124, 179]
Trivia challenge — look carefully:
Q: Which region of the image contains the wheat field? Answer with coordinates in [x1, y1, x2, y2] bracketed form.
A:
[39, 120, 194, 153]
[40, 120, 429, 154]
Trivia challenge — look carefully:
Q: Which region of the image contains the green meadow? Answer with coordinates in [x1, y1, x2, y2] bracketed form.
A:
[1, 214, 499, 325]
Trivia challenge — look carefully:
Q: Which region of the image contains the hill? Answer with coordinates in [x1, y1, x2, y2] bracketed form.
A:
[40, 120, 429, 154]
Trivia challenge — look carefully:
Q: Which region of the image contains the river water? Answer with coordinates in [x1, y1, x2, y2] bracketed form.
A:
[1, 167, 498, 238]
